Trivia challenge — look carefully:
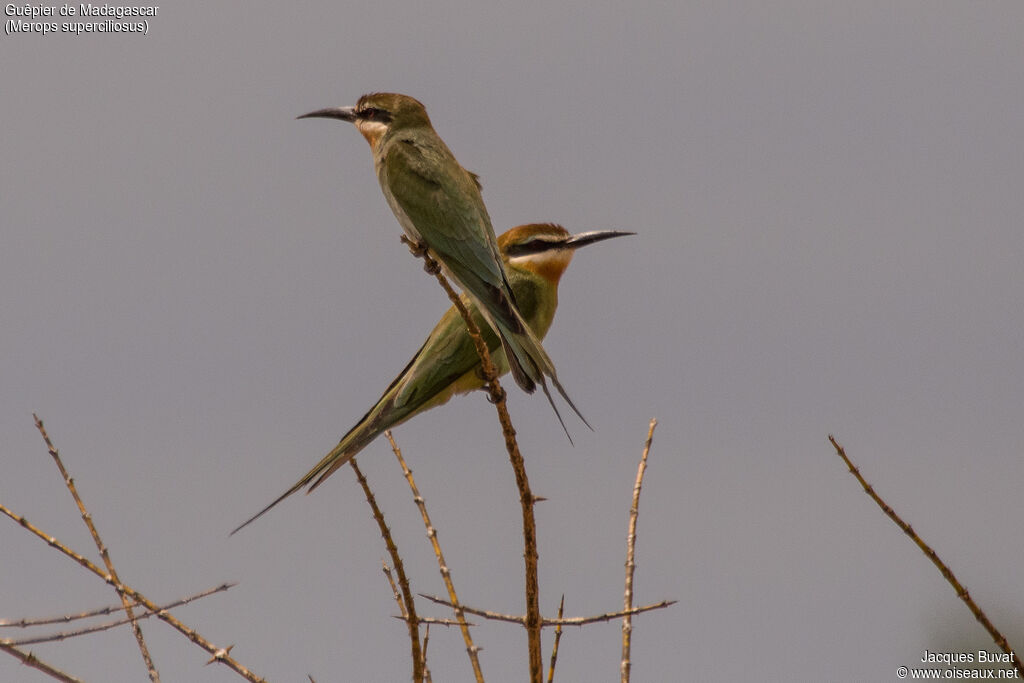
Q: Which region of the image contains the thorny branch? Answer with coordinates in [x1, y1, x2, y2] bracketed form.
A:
[402, 235, 543, 682]
[829, 435, 1023, 676]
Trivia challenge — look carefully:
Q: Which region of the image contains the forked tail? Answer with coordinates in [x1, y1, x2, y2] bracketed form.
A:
[495, 315, 591, 441]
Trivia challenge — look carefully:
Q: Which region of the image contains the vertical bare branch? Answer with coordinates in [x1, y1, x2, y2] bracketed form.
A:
[385, 431, 484, 682]
[491, 400, 542, 683]
[33, 414, 159, 682]
[621, 419, 657, 683]
[546, 595, 565, 683]
[828, 435, 1023, 676]
[421, 623, 433, 683]
[402, 236, 542, 682]
[348, 457, 423, 683]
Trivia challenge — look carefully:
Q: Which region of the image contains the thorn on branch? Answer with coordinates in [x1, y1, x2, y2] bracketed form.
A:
[206, 644, 234, 665]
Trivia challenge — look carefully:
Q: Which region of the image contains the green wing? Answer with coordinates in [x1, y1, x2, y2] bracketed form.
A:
[383, 135, 525, 336]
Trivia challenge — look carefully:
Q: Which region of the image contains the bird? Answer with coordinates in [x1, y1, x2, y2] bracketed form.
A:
[231, 224, 632, 534]
[298, 93, 584, 432]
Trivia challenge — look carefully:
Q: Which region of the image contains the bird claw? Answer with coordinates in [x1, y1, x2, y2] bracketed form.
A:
[401, 235, 429, 256]
[487, 386, 506, 404]
[400, 236, 440, 273]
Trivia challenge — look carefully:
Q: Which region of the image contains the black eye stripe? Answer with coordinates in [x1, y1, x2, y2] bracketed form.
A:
[506, 238, 563, 257]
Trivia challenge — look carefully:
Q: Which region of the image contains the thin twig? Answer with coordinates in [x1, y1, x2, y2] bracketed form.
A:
[349, 457, 423, 683]
[622, 418, 657, 683]
[2, 603, 125, 629]
[0, 503, 267, 682]
[828, 435, 1023, 676]
[546, 595, 565, 683]
[385, 430, 484, 682]
[422, 623, 432, 683]
[382, 561, 407, 619]
[393, 616, 475, 627]
[0, 583, 228, 628]
[0, 641, 84, 683]
[402, 235, 542, 682]
[34, 414, 159, 682]
[538, 600, 677, 628]
[8, 583, 235, 646]
[420, 594, 676, 627]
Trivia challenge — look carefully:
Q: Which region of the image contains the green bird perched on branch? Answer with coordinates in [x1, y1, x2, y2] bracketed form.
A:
[232, 224, 631, 534]
[298, 93, 590, 433]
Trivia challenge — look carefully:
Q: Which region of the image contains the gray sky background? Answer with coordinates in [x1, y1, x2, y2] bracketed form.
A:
[3, 3, 1023, 681]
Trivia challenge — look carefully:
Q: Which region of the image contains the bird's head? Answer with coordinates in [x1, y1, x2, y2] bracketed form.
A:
[297, 93, 431, 148]
[499, 224, 634, 284]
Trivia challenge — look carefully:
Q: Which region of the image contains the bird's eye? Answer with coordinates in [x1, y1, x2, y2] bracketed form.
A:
[361, 107, 380, 120]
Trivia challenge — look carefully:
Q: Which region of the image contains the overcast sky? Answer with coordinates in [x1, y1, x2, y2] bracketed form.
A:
[3, 3, 1023, 682]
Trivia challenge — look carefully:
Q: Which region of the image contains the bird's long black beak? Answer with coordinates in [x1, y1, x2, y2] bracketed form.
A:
[564, 230, 636, 250]
[297, 106, 358, 122]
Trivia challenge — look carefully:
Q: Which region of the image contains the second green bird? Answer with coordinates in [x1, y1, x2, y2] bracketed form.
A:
[232, 224, 631, 534]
